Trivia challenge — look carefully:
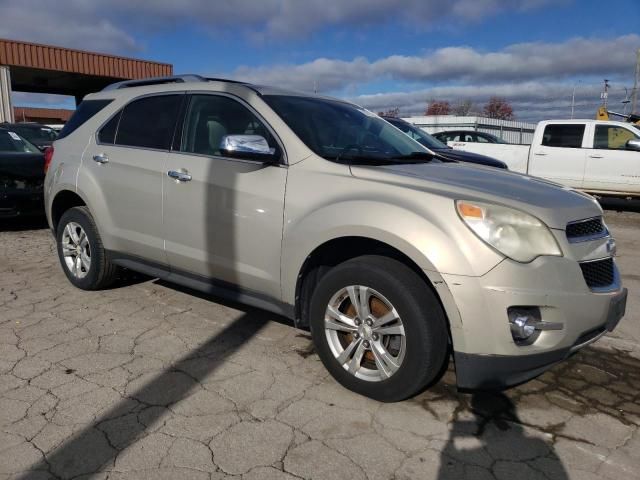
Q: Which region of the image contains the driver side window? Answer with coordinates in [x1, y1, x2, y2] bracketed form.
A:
[594, 125, 639, 150]
[180, 95, 278, 158]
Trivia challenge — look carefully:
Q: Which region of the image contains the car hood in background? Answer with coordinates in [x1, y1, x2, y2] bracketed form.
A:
[432, 147, 507, 169]
[350, 161, 601, 229]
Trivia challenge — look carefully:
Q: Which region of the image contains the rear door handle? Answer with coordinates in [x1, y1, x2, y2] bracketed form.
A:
[93, 153, 109, 164]
[533, 152, 547, 156]
[168, 170, 192, 182]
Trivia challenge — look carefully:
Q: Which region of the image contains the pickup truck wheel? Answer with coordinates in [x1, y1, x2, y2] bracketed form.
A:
[56, 206, 119, 290]
[309, 255, 448, 402]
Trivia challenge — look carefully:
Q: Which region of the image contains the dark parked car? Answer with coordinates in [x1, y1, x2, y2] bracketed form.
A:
[1, 122, 58, 151]
[382, 117, 508, 169]
[0, 127, 45, 218]
[433, 130, 507, 144]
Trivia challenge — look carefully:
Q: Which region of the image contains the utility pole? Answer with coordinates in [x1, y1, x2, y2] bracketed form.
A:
[632, 48, 640, 114]
[601, 79, 610, 109]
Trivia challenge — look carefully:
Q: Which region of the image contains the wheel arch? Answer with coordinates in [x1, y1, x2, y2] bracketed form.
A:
[292, 235, 461, 340]
[50, 189, 88, 232]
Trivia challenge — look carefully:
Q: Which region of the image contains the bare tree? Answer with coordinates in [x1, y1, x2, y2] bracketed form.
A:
[425, 100, 451, 116]
[483, 97, 514, 120]
[452, 99, 474, 116]
[378, 107, 400, 117]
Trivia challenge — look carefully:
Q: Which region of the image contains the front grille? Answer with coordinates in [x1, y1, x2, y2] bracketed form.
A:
[579, 258, 615, 289]
[566, 217, 606, 241]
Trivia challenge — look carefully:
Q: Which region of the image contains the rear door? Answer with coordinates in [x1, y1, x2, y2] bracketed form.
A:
[528, 123, 587, 188]
[83, 93, 183, 263]
[583, 123, 640, 194]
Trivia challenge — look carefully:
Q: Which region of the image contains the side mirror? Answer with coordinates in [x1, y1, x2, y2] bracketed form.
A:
[626, 139, 640, 152]
[219, 135, 278, 162]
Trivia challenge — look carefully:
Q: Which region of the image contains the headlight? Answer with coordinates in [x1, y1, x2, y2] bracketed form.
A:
[456, 200, 562, 263]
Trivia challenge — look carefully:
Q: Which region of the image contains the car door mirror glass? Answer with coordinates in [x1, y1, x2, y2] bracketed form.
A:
[625, 139, 640, 152]
[220, 135, 277, 162]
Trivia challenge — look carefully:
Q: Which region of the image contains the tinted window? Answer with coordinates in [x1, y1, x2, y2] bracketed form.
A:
[542, 124, 585, 148]
[181, 95, 278, 157]
[116, 95, 182, 150]
[0, 130, 40, 153]
[57, 100, 112, 140]
[98, 111, 121, 144]
[264, 95, 429, 161]
[10, 125, 57, 144]
[386, 119, 448, 149]
[476, 134, 491, 143]
[594, 125, 639, 150]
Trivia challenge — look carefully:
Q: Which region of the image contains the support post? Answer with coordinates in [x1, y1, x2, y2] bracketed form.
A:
[0, 66, 14, 123]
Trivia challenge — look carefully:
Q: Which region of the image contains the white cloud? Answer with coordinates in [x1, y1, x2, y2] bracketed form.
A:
[349, 81, 631, 121]
[229, 35, 640, 91]
[0, 0, 556, 52]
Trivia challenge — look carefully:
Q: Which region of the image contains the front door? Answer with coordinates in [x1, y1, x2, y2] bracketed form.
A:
[583, 123, 640, 194]
[162, 94, 287, 299]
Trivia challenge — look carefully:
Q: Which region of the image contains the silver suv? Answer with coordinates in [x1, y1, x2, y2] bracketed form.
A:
[44, 75, 627, 401]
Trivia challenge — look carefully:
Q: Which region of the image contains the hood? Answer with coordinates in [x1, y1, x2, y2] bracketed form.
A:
[350, 161, 601, 229]
[432, 148, 507, 169]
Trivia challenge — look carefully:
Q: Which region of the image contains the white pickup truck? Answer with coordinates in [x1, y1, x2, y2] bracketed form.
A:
[447, 120, 640, 197]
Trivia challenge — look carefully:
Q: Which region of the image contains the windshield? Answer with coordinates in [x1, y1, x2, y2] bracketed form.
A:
[385, 119, 449, 149]
[263, 95, 433, 163]
[10, 125, 58, 144]
[0, 130, 41, 153]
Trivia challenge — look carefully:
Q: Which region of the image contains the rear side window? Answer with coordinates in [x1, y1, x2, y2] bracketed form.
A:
[115, 95, 182, 150]
[541, 124, 585, 148]
[57, 100, 112, 140]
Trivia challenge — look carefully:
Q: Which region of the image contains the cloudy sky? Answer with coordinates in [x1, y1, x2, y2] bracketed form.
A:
[2, 0, 639, 121]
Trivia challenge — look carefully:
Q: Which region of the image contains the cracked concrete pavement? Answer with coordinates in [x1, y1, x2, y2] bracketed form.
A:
[0, 206, 639, 480]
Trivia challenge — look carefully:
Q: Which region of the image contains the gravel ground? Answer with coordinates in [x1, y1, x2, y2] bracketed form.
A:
[0, 205, 639, 480]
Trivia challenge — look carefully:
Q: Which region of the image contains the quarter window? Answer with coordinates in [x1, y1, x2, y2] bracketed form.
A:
[594, 125, 639, 150]
[180, 95, 278, 158]
[541, 124, 585, 148]
[98, 111, 121, 144]
[57, 99, 112, 140]
[115, 95, 182, 150]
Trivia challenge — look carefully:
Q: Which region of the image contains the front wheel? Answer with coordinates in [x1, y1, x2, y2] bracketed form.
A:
[309, 255, 449, 402]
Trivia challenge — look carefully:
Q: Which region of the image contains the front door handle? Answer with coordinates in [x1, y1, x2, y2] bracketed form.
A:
[93, 153, 109, 164]
[168, 170, 192, 182]
[533, 152, 547, 156]
[588, 154, 604, 159]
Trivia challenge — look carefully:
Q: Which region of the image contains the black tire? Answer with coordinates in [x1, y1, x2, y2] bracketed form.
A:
[56, 206, 119, 290]
[309, 255, 449, 402]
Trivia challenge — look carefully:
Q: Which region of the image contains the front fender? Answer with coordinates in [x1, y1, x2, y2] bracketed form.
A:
[281, 199, 500, 303]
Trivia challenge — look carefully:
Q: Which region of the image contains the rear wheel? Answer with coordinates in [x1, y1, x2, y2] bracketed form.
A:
[56, 206, 119, 290]
[310, 255, 449, 402]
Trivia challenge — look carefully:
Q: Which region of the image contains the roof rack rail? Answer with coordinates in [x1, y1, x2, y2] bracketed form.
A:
[102, 74, 208, 91]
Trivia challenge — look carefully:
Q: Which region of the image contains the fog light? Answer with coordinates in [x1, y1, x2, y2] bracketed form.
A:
[508, 307, 541, 345]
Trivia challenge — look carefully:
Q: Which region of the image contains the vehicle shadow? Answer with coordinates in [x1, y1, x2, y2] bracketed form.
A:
[16, 311, 269, 480]
[0, 215, 49, 232]
[431, 343, 640, 479]
[437, 392, 568, 479]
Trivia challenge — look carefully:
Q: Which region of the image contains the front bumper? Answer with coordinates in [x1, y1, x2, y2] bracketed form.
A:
[455, 287, 626, 390]
[441, 253, 627, 390]
[0, 188, 44, 218]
